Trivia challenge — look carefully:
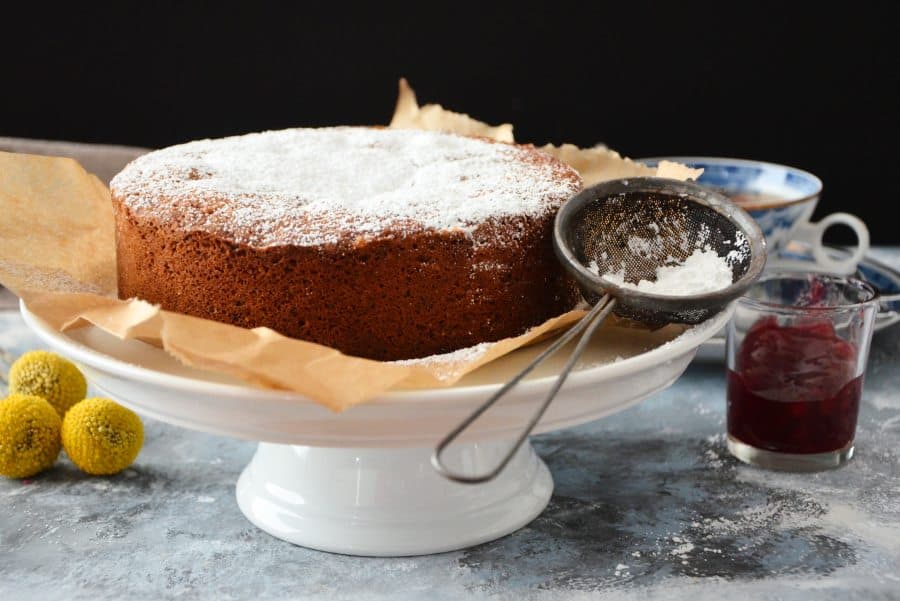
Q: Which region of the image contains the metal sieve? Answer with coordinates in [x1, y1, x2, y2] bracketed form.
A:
[432, 177, 767, 483]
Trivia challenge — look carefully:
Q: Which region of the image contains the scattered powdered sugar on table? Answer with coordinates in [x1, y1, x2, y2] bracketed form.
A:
[669, 537, 695, 559]
[110, 127, 581, 248]
[589, 248, 734, 296]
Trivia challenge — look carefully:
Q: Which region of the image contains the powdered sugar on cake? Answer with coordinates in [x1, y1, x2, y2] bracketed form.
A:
[110, 127, 581, 248]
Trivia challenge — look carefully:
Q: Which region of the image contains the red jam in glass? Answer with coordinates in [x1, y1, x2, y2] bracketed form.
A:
[727, 316, 862, 454]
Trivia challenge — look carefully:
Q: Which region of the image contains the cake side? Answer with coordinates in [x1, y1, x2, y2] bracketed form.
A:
[114, 202, 578, 360]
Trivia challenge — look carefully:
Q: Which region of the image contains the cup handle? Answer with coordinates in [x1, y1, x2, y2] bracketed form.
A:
[768, 212, 870, 275]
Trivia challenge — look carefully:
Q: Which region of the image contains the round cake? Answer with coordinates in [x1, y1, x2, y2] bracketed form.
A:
[110, 127, 583, 361]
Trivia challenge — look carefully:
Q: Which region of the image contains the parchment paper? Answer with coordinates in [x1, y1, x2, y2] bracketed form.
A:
[0, 79, 698, 411]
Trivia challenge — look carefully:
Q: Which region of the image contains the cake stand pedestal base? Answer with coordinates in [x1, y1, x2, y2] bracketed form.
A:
[235, 440, 553, 556]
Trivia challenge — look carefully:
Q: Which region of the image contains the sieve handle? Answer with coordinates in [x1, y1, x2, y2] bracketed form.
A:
[431, 295, 618, 484]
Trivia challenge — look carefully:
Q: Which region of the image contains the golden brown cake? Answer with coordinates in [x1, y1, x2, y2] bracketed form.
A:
[110, 127, 582, 361]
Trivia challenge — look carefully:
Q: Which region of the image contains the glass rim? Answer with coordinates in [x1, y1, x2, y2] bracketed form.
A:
[737, 270, 879, 313]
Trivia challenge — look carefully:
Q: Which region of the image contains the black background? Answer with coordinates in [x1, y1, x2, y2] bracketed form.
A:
[3, 3, 897, 243]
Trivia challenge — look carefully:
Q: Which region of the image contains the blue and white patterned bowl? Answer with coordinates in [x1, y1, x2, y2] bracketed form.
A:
[637, 156, 822, 252]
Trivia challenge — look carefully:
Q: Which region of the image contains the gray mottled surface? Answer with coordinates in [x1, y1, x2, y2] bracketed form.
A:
[1, 251, 899, 601]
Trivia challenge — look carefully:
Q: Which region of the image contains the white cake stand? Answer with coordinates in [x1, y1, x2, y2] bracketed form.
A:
[20, 302, 731, 556]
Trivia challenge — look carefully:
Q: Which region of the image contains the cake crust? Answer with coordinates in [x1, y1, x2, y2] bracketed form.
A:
[112, 127, 582, 360]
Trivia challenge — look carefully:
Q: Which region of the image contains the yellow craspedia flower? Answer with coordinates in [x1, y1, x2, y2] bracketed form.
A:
[62, 397, 143, 476]
[0, 394, 62, 478]
[9, 350, 87, 417]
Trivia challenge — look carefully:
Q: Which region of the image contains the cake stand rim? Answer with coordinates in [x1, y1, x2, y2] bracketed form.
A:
[19, 299, 733, 407]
